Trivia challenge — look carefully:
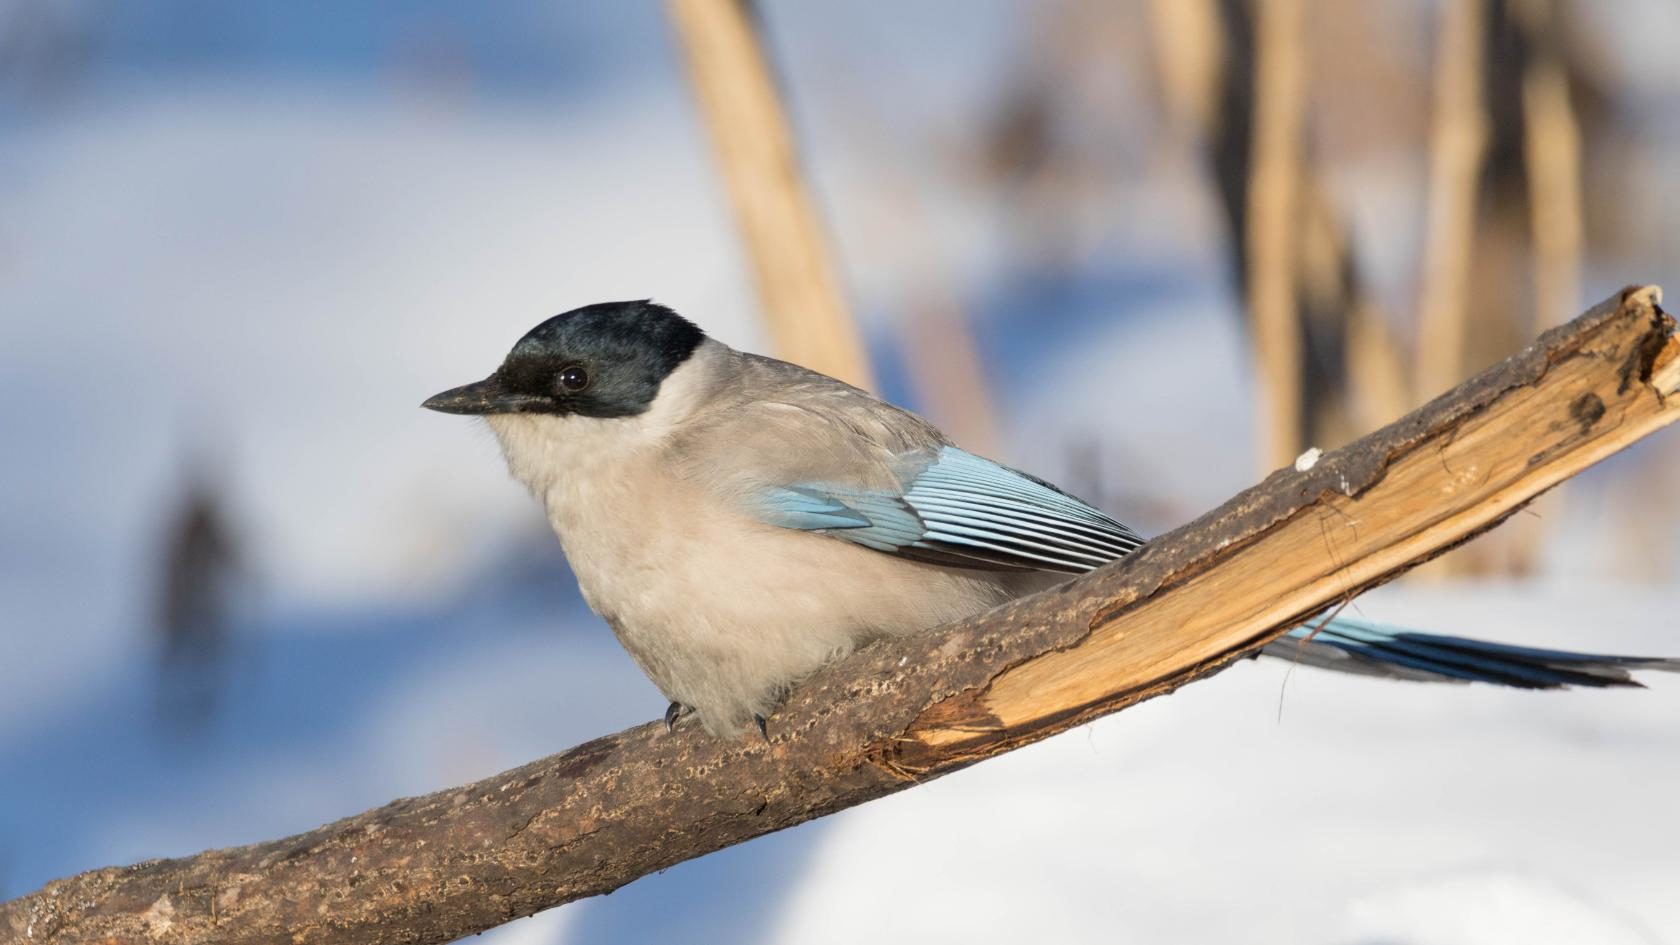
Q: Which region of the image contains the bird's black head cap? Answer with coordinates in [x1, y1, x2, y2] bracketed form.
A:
[423, 300, 705, 418]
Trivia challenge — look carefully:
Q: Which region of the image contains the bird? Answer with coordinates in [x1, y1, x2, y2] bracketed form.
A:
[424, 300, 1678, 739]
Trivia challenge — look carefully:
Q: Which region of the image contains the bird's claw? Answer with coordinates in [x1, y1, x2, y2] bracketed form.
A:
[753, 714, 770, 743]
[664, 701, 693, 733]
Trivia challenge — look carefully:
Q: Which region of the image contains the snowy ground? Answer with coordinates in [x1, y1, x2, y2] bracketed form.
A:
[4, 10, 1680, 943]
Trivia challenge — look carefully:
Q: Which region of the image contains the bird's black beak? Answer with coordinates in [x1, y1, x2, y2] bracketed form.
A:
[422, 376, 547, 415]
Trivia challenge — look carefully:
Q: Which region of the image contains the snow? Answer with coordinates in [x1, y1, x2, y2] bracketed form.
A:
[3, 6, 1679, 944]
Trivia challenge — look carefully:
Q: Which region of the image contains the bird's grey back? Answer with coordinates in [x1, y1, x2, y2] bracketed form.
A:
[669, 348, 952, 497]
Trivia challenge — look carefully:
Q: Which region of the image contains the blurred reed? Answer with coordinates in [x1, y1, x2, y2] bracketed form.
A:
[1245, 0, 1308, 472]
[1415, 0, 1489, 410]
[1149, 0, 1409, 474]
[673, 0, 1658, 580]
[667, 0, 875, 391]
[154, 466, 242, 731]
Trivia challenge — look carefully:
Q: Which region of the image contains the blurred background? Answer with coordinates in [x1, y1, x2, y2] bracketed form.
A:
[2, 1, 1678, 943]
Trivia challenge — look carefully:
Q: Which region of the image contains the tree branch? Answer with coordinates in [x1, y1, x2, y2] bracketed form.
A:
[7, 288, 1678, 945]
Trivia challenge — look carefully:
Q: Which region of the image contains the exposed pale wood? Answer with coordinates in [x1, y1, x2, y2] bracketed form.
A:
[1503, 27, 1582, 575]
[1410, 0, 1493, 579]
[6, 289, 1676, 945]
[668, 0, 874, 390]
[1653, 317, 1680, 393]
[1245, 0, 1308, 473]
[907, 287, 1678, 754]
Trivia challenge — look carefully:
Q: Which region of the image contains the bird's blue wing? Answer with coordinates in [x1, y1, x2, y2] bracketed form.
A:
[749, 446, 1144, 573]
[746, 446, 1679, 688]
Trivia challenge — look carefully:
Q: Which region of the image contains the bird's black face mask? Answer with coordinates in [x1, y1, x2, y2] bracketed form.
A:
[423, 300, 704, 419]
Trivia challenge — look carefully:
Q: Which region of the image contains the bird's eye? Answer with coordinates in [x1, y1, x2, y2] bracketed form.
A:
[557, 365, 590, 393]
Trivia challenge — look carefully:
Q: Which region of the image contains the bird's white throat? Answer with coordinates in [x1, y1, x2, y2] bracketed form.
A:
[486, 338, 726, 500]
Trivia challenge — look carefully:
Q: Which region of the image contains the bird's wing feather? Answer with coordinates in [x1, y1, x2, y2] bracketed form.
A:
[682, 356, 1143, 574]
[1266, 616, 1680, 688]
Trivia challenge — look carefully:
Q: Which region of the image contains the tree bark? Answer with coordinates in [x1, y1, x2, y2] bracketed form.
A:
[5, 288, 1677, 945]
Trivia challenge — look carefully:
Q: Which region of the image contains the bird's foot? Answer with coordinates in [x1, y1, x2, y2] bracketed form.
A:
[664, 701, 694, 733]
[752, 713, 770, 743]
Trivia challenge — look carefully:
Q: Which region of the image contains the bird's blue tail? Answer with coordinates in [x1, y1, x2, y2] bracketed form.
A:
[1260, 614, 1680, 688]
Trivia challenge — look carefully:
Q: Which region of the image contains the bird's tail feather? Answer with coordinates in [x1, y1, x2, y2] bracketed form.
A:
[1260, 615, 1680, 689]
